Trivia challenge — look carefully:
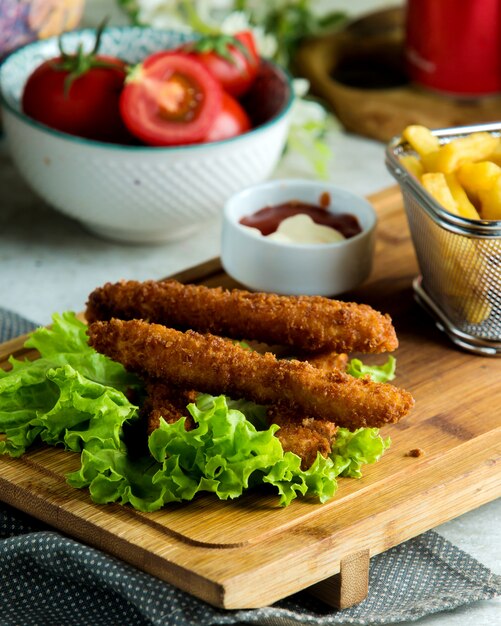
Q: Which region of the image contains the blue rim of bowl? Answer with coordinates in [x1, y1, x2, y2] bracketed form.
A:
[0, 26, 295, 152]
[226, 179, 377, 250]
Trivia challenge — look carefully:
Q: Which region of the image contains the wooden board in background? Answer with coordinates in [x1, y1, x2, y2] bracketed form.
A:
[294, 9, 501, 142]
[0, 186, 500, 609]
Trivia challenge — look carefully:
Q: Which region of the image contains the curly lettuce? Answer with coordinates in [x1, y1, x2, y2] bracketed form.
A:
[346, 356, 396, 383]
[0, 313, 139, 458]
[0, 312, 391, 510]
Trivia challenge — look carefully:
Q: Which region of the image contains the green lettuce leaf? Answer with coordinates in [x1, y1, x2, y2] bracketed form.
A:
[346, 355, 396, 383]
[0, 313, 138, 457]
[68, 393, 343, 510]
[0, 311, 392, 510]
[332, 427, 391, 479]
[23, 311, 139, 391]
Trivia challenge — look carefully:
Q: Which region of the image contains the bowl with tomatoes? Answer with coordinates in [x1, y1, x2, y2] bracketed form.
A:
[0, 26, 293, 243]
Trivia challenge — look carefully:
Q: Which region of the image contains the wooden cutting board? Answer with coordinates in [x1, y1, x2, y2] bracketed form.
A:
[0, 186, 500, 610]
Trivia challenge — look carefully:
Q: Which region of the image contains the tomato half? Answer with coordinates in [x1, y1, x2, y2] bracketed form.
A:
[186, 31, 260, 98]
[205, 92, 251, 143]
[22, 55, 132, 144]
[120, 53, 223, 146]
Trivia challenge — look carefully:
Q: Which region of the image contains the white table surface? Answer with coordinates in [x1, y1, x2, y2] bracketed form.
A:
[0, 1, 499, 624]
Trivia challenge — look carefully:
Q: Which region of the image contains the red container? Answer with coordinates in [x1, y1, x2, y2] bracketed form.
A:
[405, 0, 501, 96]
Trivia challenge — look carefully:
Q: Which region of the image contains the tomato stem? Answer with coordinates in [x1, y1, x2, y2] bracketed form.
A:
[53, 18, 125, 97]
[91, 17, 108, 55]
[124, 63, 143, 84]
[189, 34, 250, 65]
[180, 0, 219, 35]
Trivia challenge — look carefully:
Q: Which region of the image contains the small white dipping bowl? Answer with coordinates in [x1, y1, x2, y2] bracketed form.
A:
[0, 27, 293, 244]
[221, 179, 377, 296]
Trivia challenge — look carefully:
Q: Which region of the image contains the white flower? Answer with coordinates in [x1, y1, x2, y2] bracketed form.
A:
[291, 98, 327, 129]
[290, 79, 327, 130]
[252, 27, 278, 58]
[197, 0, 234, 13]
[136, 0, 192, 31]
[219, 11, 278, 58]
[220, 11, 251, 34]
[240, 0, 290, 22]
[292, 78, 310, 99]
[192, 0, 232, 25]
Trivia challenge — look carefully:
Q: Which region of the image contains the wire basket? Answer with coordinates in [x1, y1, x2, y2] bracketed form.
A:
[386, 122, 501, 356]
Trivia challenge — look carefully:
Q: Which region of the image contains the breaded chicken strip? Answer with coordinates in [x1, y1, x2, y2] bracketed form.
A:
[88, 319, 414, 429]
[141, 381, 337, 469]
[267, 405, 338, 470]
[141, 378, 337, 466]
[225, 340, 349, 373]
[142, 380, 197, 434]
[86, 279, 398, 354]
[302, 351, 349, 372]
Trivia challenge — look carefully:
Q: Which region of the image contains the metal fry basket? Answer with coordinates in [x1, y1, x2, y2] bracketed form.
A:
[386, 122, 501, 356]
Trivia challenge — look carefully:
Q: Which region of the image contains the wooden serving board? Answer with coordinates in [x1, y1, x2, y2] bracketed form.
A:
[1, 186, 500, 610]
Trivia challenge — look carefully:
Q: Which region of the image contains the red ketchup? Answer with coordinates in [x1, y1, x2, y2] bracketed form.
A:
[239, 196, 362, 239]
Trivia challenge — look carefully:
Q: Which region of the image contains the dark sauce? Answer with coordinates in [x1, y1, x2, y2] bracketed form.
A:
[240, 197, 362, 238]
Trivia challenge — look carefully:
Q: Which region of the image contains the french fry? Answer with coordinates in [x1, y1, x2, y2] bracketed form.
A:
[479, 178, 501, 220]
[421, 172, 459, 215]
[423, 221, 490, 323]
[443, 239, 490, 323]
[402, 125, 439, 156]
[445, 240, 491, 323]
[486, 142, 501, 167]
[449, 294, 491, 324]
[434, 132, 500, 173]
[399, 154, 424, 179]
[399, 124, 496, 325]
[457, 161, 501, 192]
[444, 173, 481, 220]
[402, 124, 501, 221]
[420, 150, 442, 173]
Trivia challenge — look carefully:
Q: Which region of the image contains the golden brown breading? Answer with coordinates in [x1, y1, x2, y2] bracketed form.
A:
[88, 319, 414, 430]
[85, 279, 398, 354]
[226, 340, 349, 373]
[302, 351, 349, 372]
[267, 405, 338, 469]
[142, 380, 197, 435]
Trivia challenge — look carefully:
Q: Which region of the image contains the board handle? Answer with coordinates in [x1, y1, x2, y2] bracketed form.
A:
[308, 549, 370, 609]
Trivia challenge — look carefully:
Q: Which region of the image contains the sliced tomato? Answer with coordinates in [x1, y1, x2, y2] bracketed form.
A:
[185, 31, 260, 98]
[120, 53, 223, 146]
[141, 49, 178, 70]
[205, 92, 251, 142]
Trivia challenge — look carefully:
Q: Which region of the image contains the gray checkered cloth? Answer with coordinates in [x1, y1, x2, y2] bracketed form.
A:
[0, 308, 499, 626]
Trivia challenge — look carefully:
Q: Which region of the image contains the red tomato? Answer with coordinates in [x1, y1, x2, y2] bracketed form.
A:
[22, 56, 132, 144]
[120, 53, 223, 146]
[205, 92, 251, 142]
[186, 31, 260, 98]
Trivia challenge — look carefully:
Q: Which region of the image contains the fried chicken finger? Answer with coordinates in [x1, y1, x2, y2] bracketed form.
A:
[266, 405, 338, 470]
[88, 319, 414, 430]
[141, 380, 337, 469]
[142, 380, 197, 434]
[86, 279, 398, 354]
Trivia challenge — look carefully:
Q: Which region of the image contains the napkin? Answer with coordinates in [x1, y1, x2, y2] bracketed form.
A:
[0, 307, 499, 626]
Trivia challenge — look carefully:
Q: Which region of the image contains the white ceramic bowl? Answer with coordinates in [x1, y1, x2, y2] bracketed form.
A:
[221, 179, 377, 296]
[0, 27, 293, 243]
